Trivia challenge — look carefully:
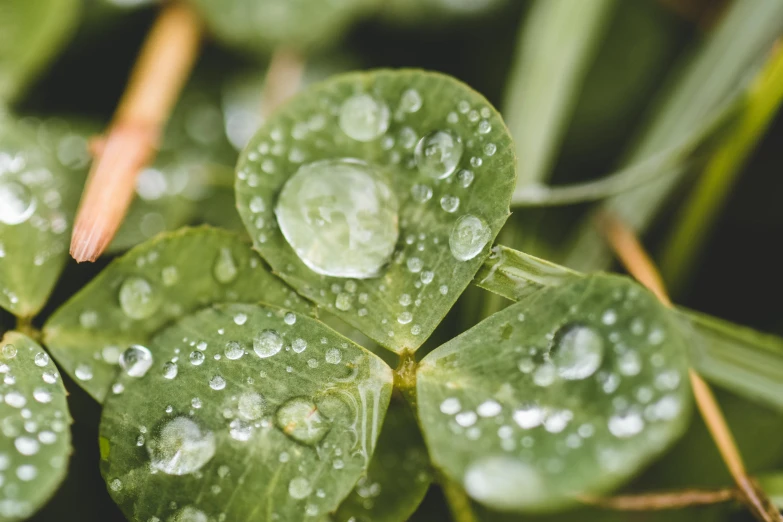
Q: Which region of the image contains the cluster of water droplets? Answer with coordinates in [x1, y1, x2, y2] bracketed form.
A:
[103, 305, 387, 520]
[240, 79, 504, 345]
[0, 339, 68, 519]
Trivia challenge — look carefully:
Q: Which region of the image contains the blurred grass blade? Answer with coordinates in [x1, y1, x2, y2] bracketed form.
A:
[475, 245, 581, 301]
[504, 0, 617, 189]
[476, 245, 783, 413]
[564, 0, 783, 271]
[661, 41, 783, 291]
[676, 308, 783, 414]
[511, 96, 739, 206]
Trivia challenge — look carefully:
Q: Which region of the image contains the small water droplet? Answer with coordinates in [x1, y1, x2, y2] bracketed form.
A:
[608, 411, 644, 438]
[34, 352, 50, 367]
[339, 94, 390, 142]
[440, 195, 460, 213]
[213, 248, 238, 284]
[292, 338, 307, 354]
[15, 436, 39, 456]
[163, 362, 178, 379]
[289, 476, 312, 499]
[119, 277, 160, 319]
[189, 351, 205, 366]
[254, 330, 283, 358]
[233, 313, 247, 325]
[284, 312, 296, 325]
[238, 392, 265, 420]
[410, 183, 433, 203]
[209, 375, 226, 390]
[440, 397, 461, 415]
[162, 266, 179, 286]
[325, 348, 341, 364]
[275, 159, 399, 278]
[0, 180, 36, 225]
[168, 506, 208, 522]
[463, 457, 542, 510]
[1, 344, 16, 359]
[33, 388, 52, 403]
[399, 89, 423, 113]
[224, 341, 244, 360]
[147, 416, 216, 475]
[275, 397, 330, 445]
[477, 400, 502, 418]
[513, 404, 545, 429]
[119, 345, 154, 377]
[415, 130, 463, 179]
[449, 214, 491, 261]
[75, 364, 93, 381]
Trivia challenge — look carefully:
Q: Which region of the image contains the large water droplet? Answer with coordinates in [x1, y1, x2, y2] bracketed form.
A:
[275, 159, 399, 278]
[449, 214, 491, 261]
[275, 397, 330, 445]
[415, 130, 463, 179]
[146, 416, 216, 475]
[339, 94, 390, 142]
[253, 330, 283, 358]
[289, 477, 313, 499]
[0, 180, 36, 225]
[118, 277, 160, 320]
[550, 324, 604, 380]
[463, 457, 543, 510]
[119, 345, 153, 377]
[213, 248, 238, 284]
[168, 506, 208, 522]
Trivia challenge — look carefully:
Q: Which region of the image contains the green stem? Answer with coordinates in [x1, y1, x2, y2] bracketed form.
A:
[660, 42, 783, 293]
[14, 316, 40, 341]
[441, 474, 479, 522]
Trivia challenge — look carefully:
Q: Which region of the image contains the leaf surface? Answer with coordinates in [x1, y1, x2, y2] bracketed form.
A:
[419, 274, 692, 511]
[0, 332, 71, 521]
[236, 70, 516, 353]
[43, 228, 310, 402]
[99, 303, 393, 522]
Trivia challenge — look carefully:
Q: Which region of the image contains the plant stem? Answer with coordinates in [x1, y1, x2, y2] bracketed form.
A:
[580, 487, 739, 510]
[261, 48, 305, 118]
[441, 475, 479, 522]
[70, 2, 202, 263]
[599, 212, 783, 522]
[393, 349, 419, 410]
[14, 317, 40, 341]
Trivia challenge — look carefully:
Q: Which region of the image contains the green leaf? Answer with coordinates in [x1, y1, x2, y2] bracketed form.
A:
[758, 472, 783, 510]
[0, 332, 71, 521]
[99, 302, 393, 522]
[504, 0, 617, 190]
[43, 227, 310, 402]
[418, 274, 693, 511]
[381, 0, 508, 22]
[236, 70, 516, 353]
[188, 0, 378, 54]
[0, 0, 80, 103]
[0, 116, 87, 317]
[564, 0, 783, 271]
[334, 394, 432, 522]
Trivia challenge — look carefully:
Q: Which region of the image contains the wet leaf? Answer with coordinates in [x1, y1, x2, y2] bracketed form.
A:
[0, 117, 88, 317]
[188, 0, 378, 53]
[0, 332, 71, 521]
[43, 227, 310, 402]
[418, 274, 692, 511]
[0, 0, 80, 103]
[99, 303, 393, 522]
[335, 394, 432, 522]
[236, 70, 516, 353]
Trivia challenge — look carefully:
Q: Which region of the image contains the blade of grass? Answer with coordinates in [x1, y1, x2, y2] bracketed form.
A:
[599, 212, 783, 522]
[504, 0, 617, 190]
[564, 0, 783, 272]
[70, 2, 202, 262]
[660, 40, 783, 291]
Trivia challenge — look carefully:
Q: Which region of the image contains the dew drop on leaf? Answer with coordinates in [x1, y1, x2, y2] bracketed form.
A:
[118, 345, 153, 378]
[415, 130, 463, 179]
[449, 214, 491, 261]
[550, 324, 604, 380]
[289, 476, 313, 499]
[275, 397, 330, 445]
[275, 159, 399, 278]
[213, 248, 238, 284]
[118, 276, 161, 320]
[224, 341, 244, 360]
[0, 180, 37, 225]
[338, 94, 390, 142]
[253, 329, 283, 358]
[168, 506, 208, 522]
[146, 416, 216, 475]
[463, 457, 542, 510]
[238, 392, 265, 420]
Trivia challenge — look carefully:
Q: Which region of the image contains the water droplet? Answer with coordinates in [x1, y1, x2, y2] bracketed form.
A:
[34, 352, 50, 367]
[513, 404, 545, 429]
[119, 277, 160, 320]
[275, 159, 399, 278]
[209, 375, 226, 390]
[449, 214, 491, 261]
[406, 257, 423, 273]
[397, 311, 413, 324]
[146, 416, 215, 475]
[110, 478, 122, 491]
[289, 477, 312, 499]
[163, 362, 178, 379]
[16, 464, 37, 482]
[238, 392, 265, 420]
[42, 371, 57, 384]
[533, 362, 556, 387]
[617, 350, 642, 376]
[189, 351, 205, 366]
[551, 324, 604, 380]
[33, 388, 52, 403]
[275, 397, 330, 445]
[75, 364, 93, 381]
[223, 341, 244, 360]
[233, 313, 247, 325]
[608, 411, 644, 438]
[229, 419, 253, 441]
[254, 330, 283, 358]
[1, 344, 16, 359]
[0, 180, 36, 225]
[463, 457, 542, 510]
[284, 312, 296, 325]
[477, 400, 502, 418]
[15, 436, 39, 456]
[456, 411, 477, 427]
[292, 338, 307, 353]
[168, 506, 208, 522]
[440, 397, 461, 415]
[119, 345, 154, 377]
[411, 184, 433, 203]
[399, 89, 423, 113]
[602, 310, 618, 325]
[213, 248, 238, 284]
[325, 348, 341, 364]
[415, 130, 463, 179]
[440, 195, 460, 213]
[339, 94, 390, 142]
